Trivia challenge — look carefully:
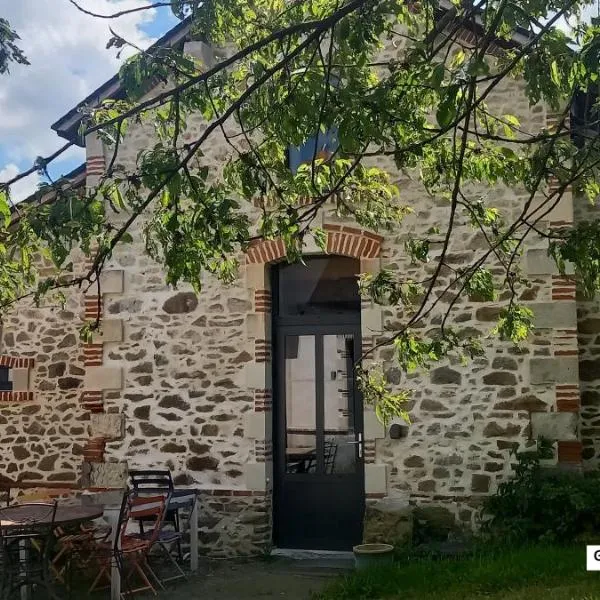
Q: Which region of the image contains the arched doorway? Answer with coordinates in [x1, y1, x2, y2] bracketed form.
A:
[272, 256, 365, 551]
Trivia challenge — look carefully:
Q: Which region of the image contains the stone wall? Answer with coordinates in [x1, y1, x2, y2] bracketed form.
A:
[0, 29, 588, 555]
[0, 277, 88, 484]
[574, 192, 600, 470]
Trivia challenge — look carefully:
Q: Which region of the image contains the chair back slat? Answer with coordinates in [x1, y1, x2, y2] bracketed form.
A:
[168, 490, 197, 510]
[129, 470, 173, 494]
[124, 494, 166, 546]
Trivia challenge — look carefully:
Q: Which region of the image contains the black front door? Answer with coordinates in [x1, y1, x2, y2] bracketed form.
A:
[272, 257, 365, 551]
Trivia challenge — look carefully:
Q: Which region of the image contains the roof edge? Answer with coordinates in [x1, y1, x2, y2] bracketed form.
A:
[51, 17, 193, 146]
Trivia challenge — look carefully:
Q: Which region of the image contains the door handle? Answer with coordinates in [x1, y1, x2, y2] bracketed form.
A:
[347, 433, 363, 458]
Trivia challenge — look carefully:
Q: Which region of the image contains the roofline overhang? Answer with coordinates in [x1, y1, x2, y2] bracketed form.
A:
[51, 4, 532, 147]
[51, 17, 193, 146]
[13, 162, 87, 217]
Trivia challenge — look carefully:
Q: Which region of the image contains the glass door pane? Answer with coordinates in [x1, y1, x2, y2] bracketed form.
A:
[284, 335, 317, 474]
[323, 334, 357, 474]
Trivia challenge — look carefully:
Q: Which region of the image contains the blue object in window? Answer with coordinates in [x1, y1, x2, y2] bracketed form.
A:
[0, 367, 11, 391]
[289, 128, 339, 174]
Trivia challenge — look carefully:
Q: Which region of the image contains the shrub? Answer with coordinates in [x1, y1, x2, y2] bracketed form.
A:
[481, 438, 600, 544]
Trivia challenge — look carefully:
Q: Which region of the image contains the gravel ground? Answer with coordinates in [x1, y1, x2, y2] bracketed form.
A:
[133, 558, 342, 600]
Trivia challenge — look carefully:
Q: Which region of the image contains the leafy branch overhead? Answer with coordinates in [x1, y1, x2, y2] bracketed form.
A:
[1, 0, 600, 421]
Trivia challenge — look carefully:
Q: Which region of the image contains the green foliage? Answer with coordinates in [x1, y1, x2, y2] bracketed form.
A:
[3, 0, 600, 425]
[550, 220, 600, 298]
[0, 18, 29, 75]
[356, 366, 410, 426]
[482, 439, 600, 544]
[493, 304, 534, 343]
[316, 545, 595, 600]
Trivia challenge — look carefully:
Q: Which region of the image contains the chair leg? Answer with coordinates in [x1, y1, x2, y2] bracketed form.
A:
[158, 542, 187, 582]
[142, 555, 165, 590]
[131, 557, 157, 596]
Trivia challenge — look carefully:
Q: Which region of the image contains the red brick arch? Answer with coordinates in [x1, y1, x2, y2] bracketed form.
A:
[245, 224, 383, 264]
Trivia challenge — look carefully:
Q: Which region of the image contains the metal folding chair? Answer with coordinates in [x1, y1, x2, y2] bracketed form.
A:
[129, 470, 183, 559]
[0, 501, 60, 600]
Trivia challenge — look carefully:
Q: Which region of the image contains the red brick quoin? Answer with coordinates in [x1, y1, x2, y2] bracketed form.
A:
[0, 355, 34, 369]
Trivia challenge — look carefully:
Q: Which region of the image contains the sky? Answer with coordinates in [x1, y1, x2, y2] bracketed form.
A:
[0, 2, 599, 202]
[0, 0, 179, 201]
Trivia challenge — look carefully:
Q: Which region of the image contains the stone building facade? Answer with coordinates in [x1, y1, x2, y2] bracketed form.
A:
[0, 20, 590, 555]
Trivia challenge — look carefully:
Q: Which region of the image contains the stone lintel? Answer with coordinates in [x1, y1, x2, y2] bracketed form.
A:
[9, 368, 29, 391]
[91, 319, 124, 344]
[244, 362, 271, 389]
[246, 314, 270, 339]
[90, 413, 125, 440]
[364, 411, 386, 440]
[244, 462, 270, 491]
[530, 302, 577, 329]
[530, 357, 578, 385]
[360, 258, 381, 275]
[361, 307, 384, 335]
[84, 366, 123, 391]
[365, 464, 388, 494]
[245, 264, 268, 290]
[244, 412, 267, 440]
[530, 412, 578, 441]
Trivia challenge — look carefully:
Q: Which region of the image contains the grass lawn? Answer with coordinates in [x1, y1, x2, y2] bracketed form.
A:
[315, 546, 600, 600]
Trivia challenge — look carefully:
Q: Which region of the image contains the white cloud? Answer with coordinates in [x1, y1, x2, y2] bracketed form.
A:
[0, 164, 42, 203]
[0, 0, 162, 169]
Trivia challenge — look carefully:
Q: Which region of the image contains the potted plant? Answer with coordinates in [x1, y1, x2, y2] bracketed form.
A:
[352, 543, 394, 570]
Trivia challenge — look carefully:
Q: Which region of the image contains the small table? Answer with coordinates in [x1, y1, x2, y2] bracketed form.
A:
[1, 504, 104, 600]
[1, 505, 104, 529]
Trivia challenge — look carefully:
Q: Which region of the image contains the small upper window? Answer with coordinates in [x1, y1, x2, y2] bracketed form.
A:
[288, 128, 339, 174]
[0, 367, 11, 391]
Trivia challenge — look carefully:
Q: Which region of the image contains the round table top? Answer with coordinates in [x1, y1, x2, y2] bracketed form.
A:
[0, 504, 104, 528]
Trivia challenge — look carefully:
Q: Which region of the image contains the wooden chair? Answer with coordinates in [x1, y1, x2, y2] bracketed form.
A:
[129, 470, 182, 559]
[89, 492, 166, 597]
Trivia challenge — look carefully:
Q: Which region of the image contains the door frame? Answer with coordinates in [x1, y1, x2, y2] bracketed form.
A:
[271, 262, 365, 550]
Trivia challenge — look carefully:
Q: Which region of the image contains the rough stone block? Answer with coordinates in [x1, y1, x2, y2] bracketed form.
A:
[91, 319, 123, 344]
[530, 357, 578, 385]
[530, 412, 578, 441]
[361, 308, 383, 334]
[363, 497, 412, 545]
[365, 464, 387, 494]
[9, 368, 29, 391]
[531, 302, 576, 329]
[244, 462, 269, 491]
[88, 462, 128, 488]
[90, 413, 124, 440]
[244, 412, 267, 439]
[364, 411, 386, 440]
[84, 366, 123, 390]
